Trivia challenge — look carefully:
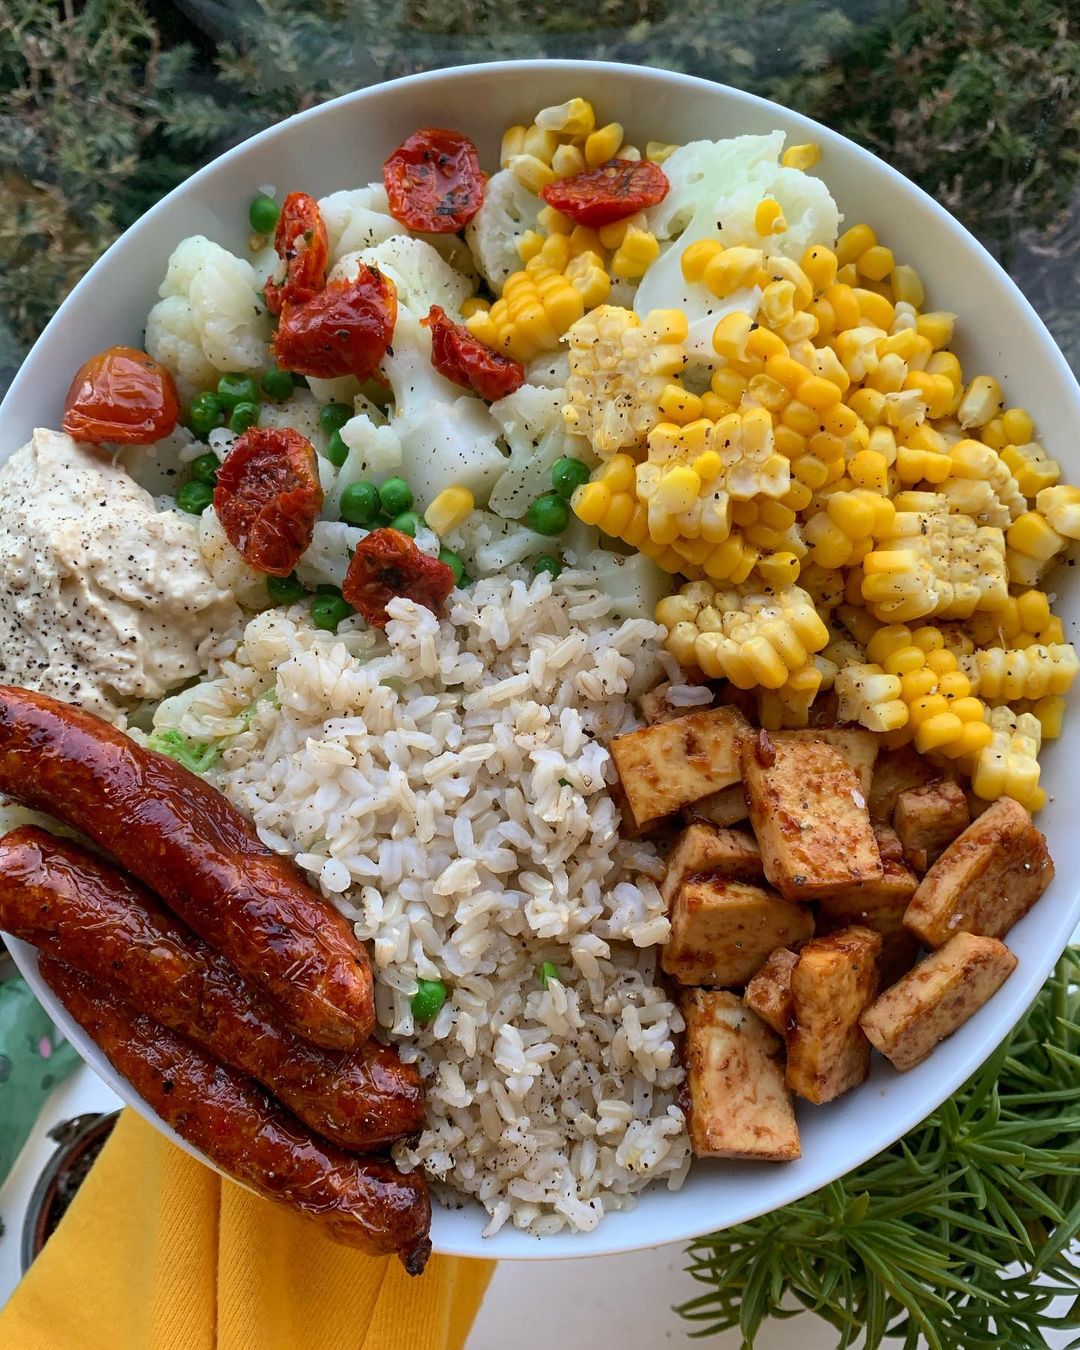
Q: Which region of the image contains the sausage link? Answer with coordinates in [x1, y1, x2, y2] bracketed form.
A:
[0, 686, 372, 1049]
[0, 827, 423, 1149]
[39, 957, 432, 1272]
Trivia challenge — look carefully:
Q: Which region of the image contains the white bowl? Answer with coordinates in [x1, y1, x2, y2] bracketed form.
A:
[3, 60, 1079, 1262]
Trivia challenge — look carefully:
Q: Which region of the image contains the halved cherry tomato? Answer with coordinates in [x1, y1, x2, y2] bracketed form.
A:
[62, 346, 180, 445]
[383, 128, 485, 234]
[264, 192, 329, 316]
[541, 158, 669, 228]
[213, 427, 323, 576]
[272, 270, 397, 381]
[421, 305, 524, 401]
[343, 527, 456, 628]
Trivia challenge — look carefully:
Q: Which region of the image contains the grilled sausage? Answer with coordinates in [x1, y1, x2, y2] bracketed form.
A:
[0, 686, 372, 1050]
[39, 957, 432, 1272]
[0, 827, 423, 1150]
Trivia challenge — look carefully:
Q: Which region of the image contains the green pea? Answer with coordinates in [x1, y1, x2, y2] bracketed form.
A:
[390, 510, 421, 537]
[526, 492, 570, 536]
[316, 583, 343, 596]
[190, 453, 220, 485]
[266, 572, 305, 604]
[458, 572, 472, 588]
[551, 456, 590, 500]
[249, 194, 280, 234]
[318, 402, 352, 436]
[379, 477, 414, 517]
[187, 391, 223, 438]
[539, 961, 560, 988]
[533, 554, 562, 579]
[261, 366, 295, 401]
[411, 978, 448, 1024]
[438, 547, 466, 584]
[217, 373, 260, 411]
[176, 480, 214, 515]
[340, 480, 381, 527]
[229, 400, 260, 433]
[326, 430, 349, 467]
[310, 593, 353, 632]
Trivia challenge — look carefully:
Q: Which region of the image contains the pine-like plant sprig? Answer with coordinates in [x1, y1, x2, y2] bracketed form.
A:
[679, 948, 1080, 1349]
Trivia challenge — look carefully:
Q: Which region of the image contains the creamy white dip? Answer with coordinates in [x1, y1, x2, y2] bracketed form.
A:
[0, 427, 241, 723]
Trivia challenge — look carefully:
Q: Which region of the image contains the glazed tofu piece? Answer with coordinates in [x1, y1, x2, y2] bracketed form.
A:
[639, 680, 714, 725]
[872, 822, 905, 864]
[893, 779, 971, 873]
[685, 783, 749, 828]
[787, 926, 882, 1104]
[681, 989, 800, 1161]
[744, 947, 799, 1035]
[661, 823, 762, 904]
[868, 744, 943, 821]
[817, 859, 920, 987]
[860, 932, 1017, 1070]
[788, 727, 879, 798]
[742, 732, 883, 901]
[904, 797, 1054, 948]
[609, 706, 750, 833]
[662, 875, 814, 987]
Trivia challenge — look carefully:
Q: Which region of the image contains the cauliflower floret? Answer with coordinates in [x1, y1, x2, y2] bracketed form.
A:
[525, 350, 570, 389]
[117, 425, 198, 498]
[198, 510, 273, 611]
[464, 168, 543, 291]
[146, 236, 271, 391]
[488, 383, 590, 520]
[325, 412, 404, 517]
[381, 311, 507, 509]
[295, 521, 368, 591]
[319, 184, 401, 263]
[330, 235, 471, 319]
[444, 510, 550, 577]
[257, 389, 329, 456]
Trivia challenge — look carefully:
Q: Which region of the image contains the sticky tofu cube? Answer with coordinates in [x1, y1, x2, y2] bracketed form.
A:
[743, 732, 883, 901]
[661, 823, 762, 904]
[681, 989, 800, 1161]
[817, 859, 920, 987]
[860, 932, 1017, 1070]
[787, 926, 881, 1103]
[610, 707, 750, 833]
[661, 875, 814, 987]
[894, 779, 971, 874]
[904, 797, 1054, 948]
[744, 947, 799, 1035]
[868, 744, 943, 821]
[872, 822, 905, 864]
[788, 727, 879, 798]
[684, 783, 749, 828]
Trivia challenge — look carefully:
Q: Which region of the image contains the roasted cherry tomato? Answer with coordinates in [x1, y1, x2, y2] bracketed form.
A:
[420, 305, 525, 401]
[62, 346, 180, 445]
[383, 128, 485, 234]
[273, 271, 397, 381]
[541, 158, 670, 228]
[213, 427, 324, 576]
[342, 528, 456, 629]
[263, 192, 330, 316]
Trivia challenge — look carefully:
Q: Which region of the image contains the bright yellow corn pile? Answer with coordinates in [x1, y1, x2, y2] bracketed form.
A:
[971, 707, 1046, 812]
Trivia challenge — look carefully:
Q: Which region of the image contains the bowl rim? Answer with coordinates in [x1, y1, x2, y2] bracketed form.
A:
[3, 57, 1080, 1263]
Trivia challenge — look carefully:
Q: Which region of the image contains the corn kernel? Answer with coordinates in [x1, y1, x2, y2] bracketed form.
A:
[612, 226, 660, 279]
[538, 204, 573, 235]
[916, 311, 956, 349]
[584, 122, 623, 167]
[823, 283, 861, 331]
[517, 229, 545, 262]
[853, 287, 895, 330]
[646, 141, 678, 164]
[703, 245, 765, 299]
[1008, 511, 1065, 562]
[782, 142, 821, 170]
[798, 375, 843, 412]
[891, 264, 926, 309]
[459, 296, 490, 320]
[534, 97, 596, 136]
[858, 245, 895, 282]
[755, 198, 788, 235]
[1002, 408, 1035, 444]
[500, 124, 527, 168]
[551, 142, 586, 179]
[507, 153, 556, 194]
[837, 223, 878, 268]
[712, 311, 755, 363]
[958, 375, 1004, 430]
[424, 485, 475, 535]
[523, 124, 559, 164]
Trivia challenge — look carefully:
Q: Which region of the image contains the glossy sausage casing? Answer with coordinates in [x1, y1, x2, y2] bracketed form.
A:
[39, 957, 431, 1272]
[0, 827, 423, 1150]
[0, 686, 372, 1049]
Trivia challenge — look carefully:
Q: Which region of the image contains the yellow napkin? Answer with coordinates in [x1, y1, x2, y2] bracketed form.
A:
[0, 1109, 494, 1350]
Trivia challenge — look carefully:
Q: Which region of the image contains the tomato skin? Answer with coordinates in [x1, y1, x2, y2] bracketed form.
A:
[343, 528, 456, 628]
[272, 270, 397, 381]
[541, 158, 670, 227]
[383, 128, 485, 234]
[62, 346, 180, 445]
[421, 305, 525, 401]
[264, 192, 330, 316]
[213, 427, 324, 576]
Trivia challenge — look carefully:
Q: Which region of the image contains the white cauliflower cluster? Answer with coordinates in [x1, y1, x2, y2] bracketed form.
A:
[330, 235, 472, 318]
[145, 236, 272, 393]
[464, 168, 543, 290]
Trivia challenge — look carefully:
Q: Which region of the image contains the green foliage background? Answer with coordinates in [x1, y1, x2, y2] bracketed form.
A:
[0, 0, 1077, 391]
